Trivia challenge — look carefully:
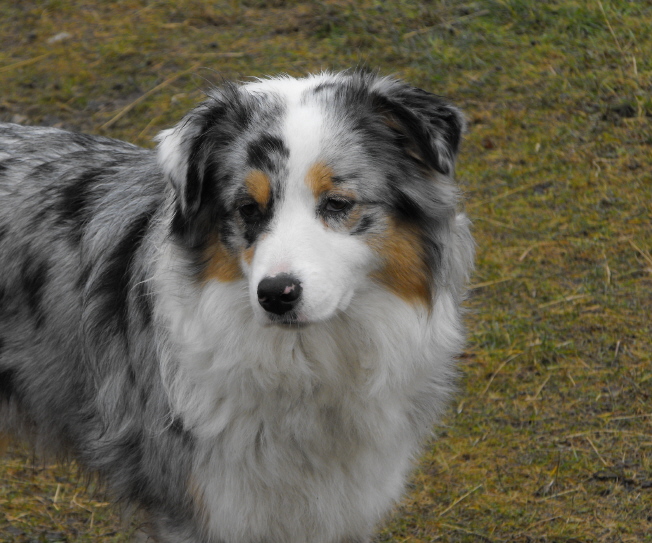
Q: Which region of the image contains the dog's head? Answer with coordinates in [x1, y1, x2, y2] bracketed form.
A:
[157, 71, 466, 326]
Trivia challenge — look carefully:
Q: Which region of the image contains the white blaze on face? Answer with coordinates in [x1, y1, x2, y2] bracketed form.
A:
[248, 93, 374, 324]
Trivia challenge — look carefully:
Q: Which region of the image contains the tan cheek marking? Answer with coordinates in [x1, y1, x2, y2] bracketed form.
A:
[369, 219, 432, 307]
[243, 246, 255, 266]
[245, 170, 271, 208]
[306, 161, 335, 200]
[201, 238, 243, 283]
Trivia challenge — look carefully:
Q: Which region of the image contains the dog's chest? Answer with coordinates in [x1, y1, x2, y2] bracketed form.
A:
[175, 330, 415, 542]
[190, 361, 415, 543]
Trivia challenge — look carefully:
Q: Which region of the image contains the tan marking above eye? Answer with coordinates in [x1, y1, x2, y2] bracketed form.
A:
[305, 161, 335, 200]
[368, 218, 432, 308]
[245, 170, 272, 208]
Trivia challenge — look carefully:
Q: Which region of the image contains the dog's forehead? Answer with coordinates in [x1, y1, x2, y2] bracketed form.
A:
[240, 76, 374, 199]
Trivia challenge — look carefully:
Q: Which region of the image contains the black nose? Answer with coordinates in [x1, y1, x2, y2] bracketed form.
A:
[257, 274, 303, 315]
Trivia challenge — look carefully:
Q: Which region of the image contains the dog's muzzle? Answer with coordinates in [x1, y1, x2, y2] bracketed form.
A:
[257, 273, 303, 316]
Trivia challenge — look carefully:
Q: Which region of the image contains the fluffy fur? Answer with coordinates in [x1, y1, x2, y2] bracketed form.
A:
[0, 70, 474, 543]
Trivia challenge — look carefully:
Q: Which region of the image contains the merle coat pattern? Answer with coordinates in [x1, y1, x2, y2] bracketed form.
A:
[0, 71, 473, 543]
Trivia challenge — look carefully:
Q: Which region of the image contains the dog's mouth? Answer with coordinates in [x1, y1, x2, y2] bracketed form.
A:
[262, 311, 311, 329]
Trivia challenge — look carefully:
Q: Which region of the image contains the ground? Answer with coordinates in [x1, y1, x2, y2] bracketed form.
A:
[1, 1, 651, 542]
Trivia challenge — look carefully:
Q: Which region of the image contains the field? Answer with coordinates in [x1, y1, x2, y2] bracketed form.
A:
[1, 0, 651, 541]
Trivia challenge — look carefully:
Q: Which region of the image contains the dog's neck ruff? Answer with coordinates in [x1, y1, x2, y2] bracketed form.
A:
[155, 248, 462, 542]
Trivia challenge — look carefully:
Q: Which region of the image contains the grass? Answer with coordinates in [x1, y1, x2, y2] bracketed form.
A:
[1, 0, 651, 541]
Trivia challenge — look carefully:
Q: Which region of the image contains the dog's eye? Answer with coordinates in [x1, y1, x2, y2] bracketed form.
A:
[238, 202, 261, 221]
[324, 197, 353, 214]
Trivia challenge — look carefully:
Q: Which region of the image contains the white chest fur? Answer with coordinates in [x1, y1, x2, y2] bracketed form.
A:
[155, 259, 462, 542]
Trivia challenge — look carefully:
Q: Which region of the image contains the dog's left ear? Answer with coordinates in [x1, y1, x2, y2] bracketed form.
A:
[372, 85, 466, 177]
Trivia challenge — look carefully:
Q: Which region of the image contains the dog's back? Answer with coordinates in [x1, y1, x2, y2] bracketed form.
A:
[0, 124, 198, 531]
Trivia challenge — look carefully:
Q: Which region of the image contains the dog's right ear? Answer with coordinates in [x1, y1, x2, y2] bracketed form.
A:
[156, 83, 248, 218]
[156, 119, 206, 218]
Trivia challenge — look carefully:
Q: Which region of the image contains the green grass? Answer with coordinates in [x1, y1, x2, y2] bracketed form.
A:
[1, 1, 651, 541]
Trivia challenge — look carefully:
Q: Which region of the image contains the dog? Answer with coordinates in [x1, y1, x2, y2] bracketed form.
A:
[0, 70, 474, 543]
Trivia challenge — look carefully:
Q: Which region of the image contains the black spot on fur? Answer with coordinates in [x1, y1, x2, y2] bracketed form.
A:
[0, 367, 18, 401]
[0, 158, 19, 177]
[242, 220, 267, 246]
[169, 417, 194, 447]
[183, 155, 204, 217]
[134, 280, 154, 327]
[57, 169, 103, 243]
[68, 131, 103, 148]
[246, 134, 289, 172]
[91, 208, 155, 335]
[254, 423, 265, 460]
[117, 432, 154, 506]
[77, 265, 92, 291]
[352, 215, 375, 235]
[170, 417, 185, 435]
[310, 81, 339, 96]
[31, 161, 56, 179]
[127, 366, 137, 386]
[170, 202, 190, 242]
[21, 256, 49, 329]
[387, 179, 427, 224]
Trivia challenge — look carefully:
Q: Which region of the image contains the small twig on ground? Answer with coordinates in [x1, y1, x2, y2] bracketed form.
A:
[403, 9, 489, 39]
[566, 429, 651, 439]
[474, 216, 520, 230]
[607, 413, 652, 422]
[135, 114, 166, 143]
[539, 488, 581, 501]
[538, 294, 591, 309]
[524, 515, 562, 529]
[597, 0, 624, 54]
[481, 352, 522, 396]
[467, 180, 543, 210]
[613, 339, 622, 363]
[0, 53, 52, 73]
[469, 276, 516, 290]
[603, 252, 611, 286]
[586, 436, 609, 467]
[100, 63, 202, 130]
[527, 373, 552, 401]
[53, 483, 61, 508]
[70, 491, 94, 513]
[628, 239, 652, 268]
[438, 484, 483, 518]
[199, 52, 247, 58]
[440, 522, 494, 542]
